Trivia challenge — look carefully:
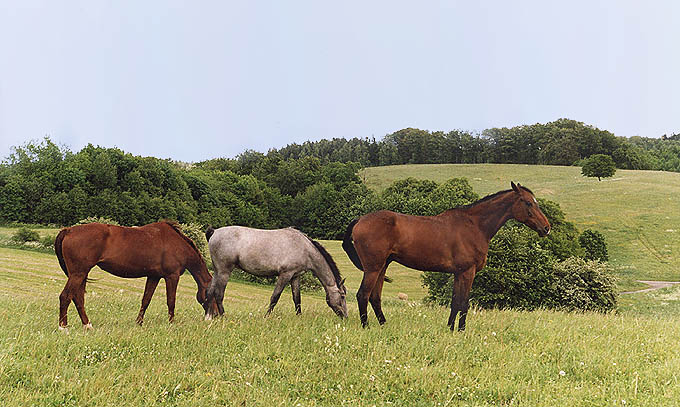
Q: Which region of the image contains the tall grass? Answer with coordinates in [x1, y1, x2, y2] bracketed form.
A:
[2, 247, 680, 406]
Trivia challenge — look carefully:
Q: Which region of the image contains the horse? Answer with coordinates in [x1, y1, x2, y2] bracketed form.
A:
[203, 226, 348, 319]
[342, 182, 551, 331]
[54, 221, 217, 329]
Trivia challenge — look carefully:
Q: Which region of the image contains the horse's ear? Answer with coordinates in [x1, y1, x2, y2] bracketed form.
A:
[511, 181, 520, 193]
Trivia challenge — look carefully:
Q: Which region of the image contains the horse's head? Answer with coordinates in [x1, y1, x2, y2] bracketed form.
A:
[326, 278, 348, 318]
[509, 182, 551, 237]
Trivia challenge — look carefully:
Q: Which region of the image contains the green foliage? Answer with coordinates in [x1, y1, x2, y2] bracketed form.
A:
[75, 217, 120, 226]
[551, 257, 617, 312]
[579, 229, 609, 261]
[581, 154, 616, 181]
[380, 177, 478, 216]
[11, 227, 40, 243]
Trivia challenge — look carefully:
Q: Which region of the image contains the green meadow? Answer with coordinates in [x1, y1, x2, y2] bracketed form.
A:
[2, 163, 680, 406]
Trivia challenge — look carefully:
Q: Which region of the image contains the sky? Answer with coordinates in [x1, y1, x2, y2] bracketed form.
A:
[1, 1, 679, 162]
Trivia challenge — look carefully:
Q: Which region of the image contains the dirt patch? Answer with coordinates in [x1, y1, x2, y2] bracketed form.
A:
[621, 280, 680, 294]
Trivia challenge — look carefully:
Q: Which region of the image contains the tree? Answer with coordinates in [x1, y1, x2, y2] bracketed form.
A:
[581, 154, 616, 181]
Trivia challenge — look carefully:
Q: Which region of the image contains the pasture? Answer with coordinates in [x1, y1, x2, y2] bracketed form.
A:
[2, 243, 680, 406]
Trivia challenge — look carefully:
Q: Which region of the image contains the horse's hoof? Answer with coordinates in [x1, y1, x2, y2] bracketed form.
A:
[204, 314, 213, 321]
[84, 323, 93, 330]
[58, 325, 69, 333]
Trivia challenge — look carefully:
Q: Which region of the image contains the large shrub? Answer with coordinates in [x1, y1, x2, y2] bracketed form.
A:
[551, 257, 617, 312]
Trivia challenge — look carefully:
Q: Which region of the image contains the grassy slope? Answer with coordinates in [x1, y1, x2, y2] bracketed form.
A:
[2, 247, 680, 406]
[362, 164, 680, 289]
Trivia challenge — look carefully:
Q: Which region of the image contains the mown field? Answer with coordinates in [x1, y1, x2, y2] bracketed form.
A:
[3, 163, 680, 405]
[363, 164, 680, 290]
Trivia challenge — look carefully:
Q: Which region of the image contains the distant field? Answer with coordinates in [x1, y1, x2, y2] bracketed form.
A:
[2, 246, 680, 406]
[362, 164, 680, 288]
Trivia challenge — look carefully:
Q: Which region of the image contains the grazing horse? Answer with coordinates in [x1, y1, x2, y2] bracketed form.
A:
[204, 226, 348, 319]
[54, 221, 216, 329]
[343, 182, 551, 331]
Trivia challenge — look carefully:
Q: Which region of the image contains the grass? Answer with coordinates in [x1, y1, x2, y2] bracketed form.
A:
[2, 245, 680, 406]
[362, 164, 680, 290]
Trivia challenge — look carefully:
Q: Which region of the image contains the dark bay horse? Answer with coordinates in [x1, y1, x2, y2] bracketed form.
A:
[342, 182, 551, 331]
[204, 226, 348, 319]
[54, 221, 216, 329]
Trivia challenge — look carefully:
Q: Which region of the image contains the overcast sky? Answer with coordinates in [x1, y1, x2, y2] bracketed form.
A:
[1, 1, 678, 162]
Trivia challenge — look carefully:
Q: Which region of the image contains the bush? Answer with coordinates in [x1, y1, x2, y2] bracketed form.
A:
[579, 229, 608, 261]
[11, 227, 40, 243]
[41, 234, 56, 248]
[551, 257, 617, 312]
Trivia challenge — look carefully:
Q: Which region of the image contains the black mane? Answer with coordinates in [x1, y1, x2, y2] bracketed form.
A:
[459, 186, 534, 209]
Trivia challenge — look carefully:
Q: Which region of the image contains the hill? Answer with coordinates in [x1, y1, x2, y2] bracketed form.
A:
[361, 164, 680, 289]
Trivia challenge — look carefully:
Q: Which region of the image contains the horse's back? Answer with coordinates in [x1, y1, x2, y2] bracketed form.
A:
[209, 226, 315, 274]
[61, 222, 176, 275]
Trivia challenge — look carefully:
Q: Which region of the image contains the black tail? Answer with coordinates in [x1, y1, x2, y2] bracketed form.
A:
[54, 228, 70, 277]
[205, 225, 215, 242]
[342, 218, 363, 271]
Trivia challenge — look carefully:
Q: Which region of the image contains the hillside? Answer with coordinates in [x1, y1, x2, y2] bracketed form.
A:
[361, 164, 680, 288]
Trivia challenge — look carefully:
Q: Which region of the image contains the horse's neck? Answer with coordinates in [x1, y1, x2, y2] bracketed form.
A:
[187, 260, 211, 290]
[466, 192, 516, 241]
[310, 260, 337, 292]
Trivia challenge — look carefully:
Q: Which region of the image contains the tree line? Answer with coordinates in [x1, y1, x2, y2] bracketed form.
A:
[217, 118, 679, 171]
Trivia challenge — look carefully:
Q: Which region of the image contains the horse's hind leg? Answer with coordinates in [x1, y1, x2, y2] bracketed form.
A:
[368, 265, 389, 325]
[136, 277, 160, 325]
[357, 270, 381, 328]
[267, 272, 294, 315]
[59, 271, 89, 329]
[290, 276, 302, 315]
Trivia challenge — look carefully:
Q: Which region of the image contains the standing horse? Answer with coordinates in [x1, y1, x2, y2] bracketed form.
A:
[342, 182, 551, 331]
[204, 226, 348, 319]
[54, 221, 216, 329]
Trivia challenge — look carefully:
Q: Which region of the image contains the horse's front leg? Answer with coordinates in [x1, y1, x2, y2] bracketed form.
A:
[136, 276, 160, 325]
[450, 267, 476, 331]
[205, 263, 233, 319]
[290, 276, 302, 315]
[164, 274, 180, 323]
[267, 272, 294, 315]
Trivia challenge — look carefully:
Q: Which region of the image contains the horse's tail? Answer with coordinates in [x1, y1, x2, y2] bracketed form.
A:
[205, 225, 215, 242]
[342, 218, 363, 271]
[54, 228, 70, 277]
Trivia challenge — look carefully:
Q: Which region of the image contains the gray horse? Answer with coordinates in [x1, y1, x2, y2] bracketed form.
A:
[204, 226, 348, 319]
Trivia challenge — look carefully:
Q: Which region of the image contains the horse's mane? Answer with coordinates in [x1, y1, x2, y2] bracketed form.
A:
[459, 186, 534, 209]
[302, 234, 343, 288]
[162, 220, 208, 269]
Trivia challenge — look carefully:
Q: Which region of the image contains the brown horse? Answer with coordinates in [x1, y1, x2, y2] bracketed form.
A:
[54, 221, 216, 329]
[342, 182, 551, 331]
